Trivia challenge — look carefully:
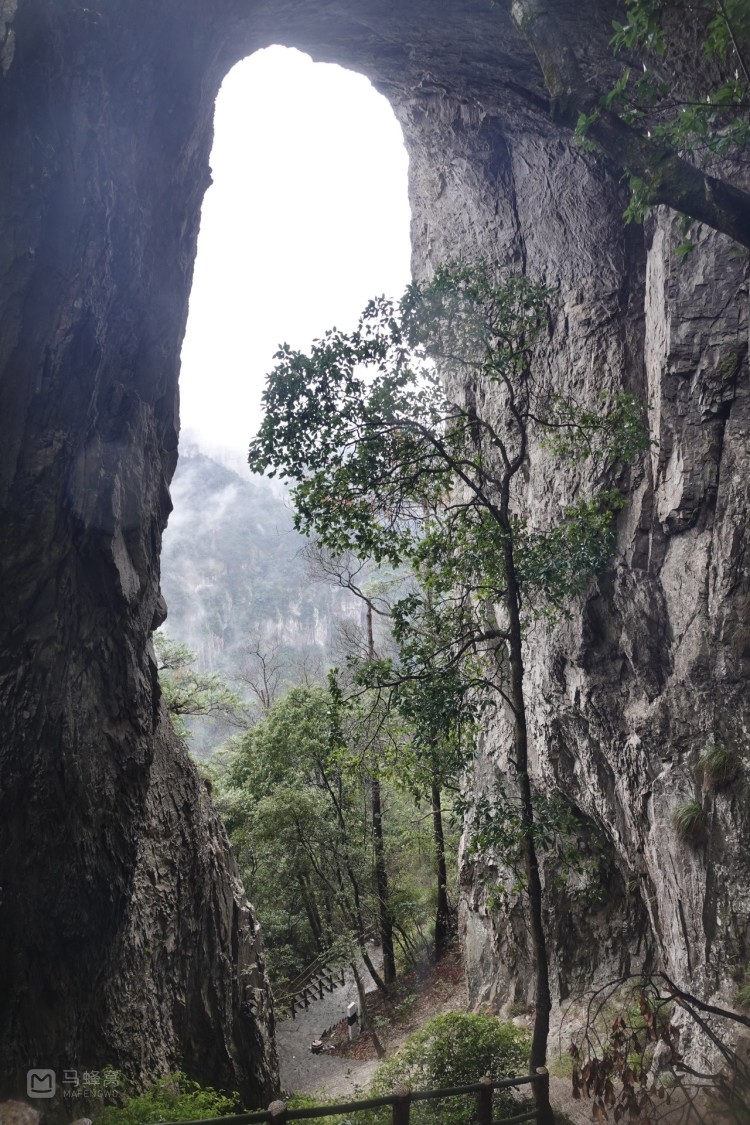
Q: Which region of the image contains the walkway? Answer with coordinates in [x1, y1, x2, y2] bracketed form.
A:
[275, 950, 383, 1099]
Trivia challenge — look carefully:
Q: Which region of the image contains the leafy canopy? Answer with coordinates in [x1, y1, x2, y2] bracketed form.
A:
[249, 260, 649, 763]
[588, 0, 750, 236]
[249, 261, 647, 612]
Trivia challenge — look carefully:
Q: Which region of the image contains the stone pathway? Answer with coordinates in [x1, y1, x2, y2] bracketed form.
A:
[275, 950, 383, 1099]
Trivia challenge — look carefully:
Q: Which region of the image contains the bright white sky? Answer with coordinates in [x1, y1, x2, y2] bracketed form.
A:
[179, 45, 411, 457]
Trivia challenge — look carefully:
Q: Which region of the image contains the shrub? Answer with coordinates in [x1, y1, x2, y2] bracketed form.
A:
[285, 1092, 349, 1125]
[672, 799, 707, 844]
[699, 742, 739, 787]
[367, 1012, 531, 1124]
[736, 972, 750, 1011]
[95, 1072, 239, 1124]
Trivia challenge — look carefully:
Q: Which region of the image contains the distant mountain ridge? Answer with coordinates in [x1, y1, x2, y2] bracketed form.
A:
[160, 449, 358, 675]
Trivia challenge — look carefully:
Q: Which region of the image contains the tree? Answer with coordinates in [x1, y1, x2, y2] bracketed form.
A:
[234, 639, 287, 714]
[304, 546, 399, 983]
[154, 632, 245, 742]
[248, 260, 649, 1099]
[348, 573, 474, 962]
[217, 682, 394, 994]
[570, 971, 750, 1122]
[305, 543, 467, 961]
[511, 0, 750, 248]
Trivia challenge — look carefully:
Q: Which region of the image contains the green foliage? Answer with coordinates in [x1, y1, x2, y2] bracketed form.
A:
[214, 682, 445, 988]
[671, 798, 707, 844]
[699, 741, 740, 786]
[368, 1012, 531, 1124]
[250, 261, 646, 618]
[540, 391, 652, 469]
[215, 684, 365, 985]
[736, 970, 750, 1010]
[468, 784, 605, 902]
[249, 263, 550, 567]
[608, 0, 750, 219]
[95, 1072, 239, 1124]
[154, 632, 243, 742]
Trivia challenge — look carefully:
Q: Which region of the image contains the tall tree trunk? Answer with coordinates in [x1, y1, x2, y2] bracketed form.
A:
[333, 837, 390, 994]
[371, 770, 397, 982]
[367, 600, 397, 984]
[431, 771, 451, 958]
[297, 870, 324, 950]
[502, 538, 552, 1091]
[320, 756, 391, 995]
[351, 960, 386, 1058]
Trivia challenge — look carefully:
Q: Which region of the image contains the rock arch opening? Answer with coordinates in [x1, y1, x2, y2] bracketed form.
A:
[159, 45, 411, 746]
[179, 44, 411, 458]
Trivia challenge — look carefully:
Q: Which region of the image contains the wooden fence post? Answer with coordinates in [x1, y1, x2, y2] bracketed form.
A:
[268, 1100, 287, 1125]
[391, 1085, 411, 1125]
[534, 1067, 554, 1125]
[476, 1076, 493, 1125]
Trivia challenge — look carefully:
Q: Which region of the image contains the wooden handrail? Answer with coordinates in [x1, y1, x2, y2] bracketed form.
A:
[275, 927, 378, 1004]
[275, 927, 378, 1018]
[160, 1068, 553, 1125]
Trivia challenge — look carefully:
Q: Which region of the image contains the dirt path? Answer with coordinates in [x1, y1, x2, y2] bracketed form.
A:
[274, 947, 588, 1121]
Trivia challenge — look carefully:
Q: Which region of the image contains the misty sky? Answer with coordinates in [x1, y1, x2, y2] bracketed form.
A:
[179, 45, 412, 458]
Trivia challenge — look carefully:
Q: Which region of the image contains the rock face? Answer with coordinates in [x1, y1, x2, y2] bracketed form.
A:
[0, 0, 279, 1105]
[0, 0, 747, 1102]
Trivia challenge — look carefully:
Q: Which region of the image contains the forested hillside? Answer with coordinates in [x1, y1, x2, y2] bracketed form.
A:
[160, 449, 358, 673]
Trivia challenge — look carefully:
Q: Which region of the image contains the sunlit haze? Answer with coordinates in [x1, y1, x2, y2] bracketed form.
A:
[179, 45, 412, 460]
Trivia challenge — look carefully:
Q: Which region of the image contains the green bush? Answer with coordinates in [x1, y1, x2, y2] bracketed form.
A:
[367, 1012, 531, 1125]
[736, 972, 750, 1011]
[672, 799, 707, 844]
[95, 1072, 240, 1124]
[699, 742, 739, 787]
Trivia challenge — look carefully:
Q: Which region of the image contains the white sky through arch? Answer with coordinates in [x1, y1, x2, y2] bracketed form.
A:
[179, 45, 412, 461]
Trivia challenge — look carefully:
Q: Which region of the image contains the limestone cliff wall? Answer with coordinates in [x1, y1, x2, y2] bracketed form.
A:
[393, 15, 750, 1021]
[0, 0, 747, 1102]
[395, 36, 750, 1029]
[0, 0, 277, 1104]
[396, 56, 750, 1023]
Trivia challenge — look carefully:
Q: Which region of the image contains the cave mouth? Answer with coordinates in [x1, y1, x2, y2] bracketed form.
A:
[161, 43, 412, 748]
[177, 43, 412, 463]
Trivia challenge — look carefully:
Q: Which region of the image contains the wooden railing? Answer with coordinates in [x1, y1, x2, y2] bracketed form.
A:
[276, 961, 346, 1020]
[274, 928, 377, 1019]
[161, 1070, 555, 1125]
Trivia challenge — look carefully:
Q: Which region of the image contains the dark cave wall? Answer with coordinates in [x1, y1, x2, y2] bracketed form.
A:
[0, 0, 277, 1101]
[0, 0, 747, 1100]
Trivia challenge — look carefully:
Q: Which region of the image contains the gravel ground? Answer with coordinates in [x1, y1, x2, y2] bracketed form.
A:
[274, 948, 592, 1120]
[275, 952, 383, 1099]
